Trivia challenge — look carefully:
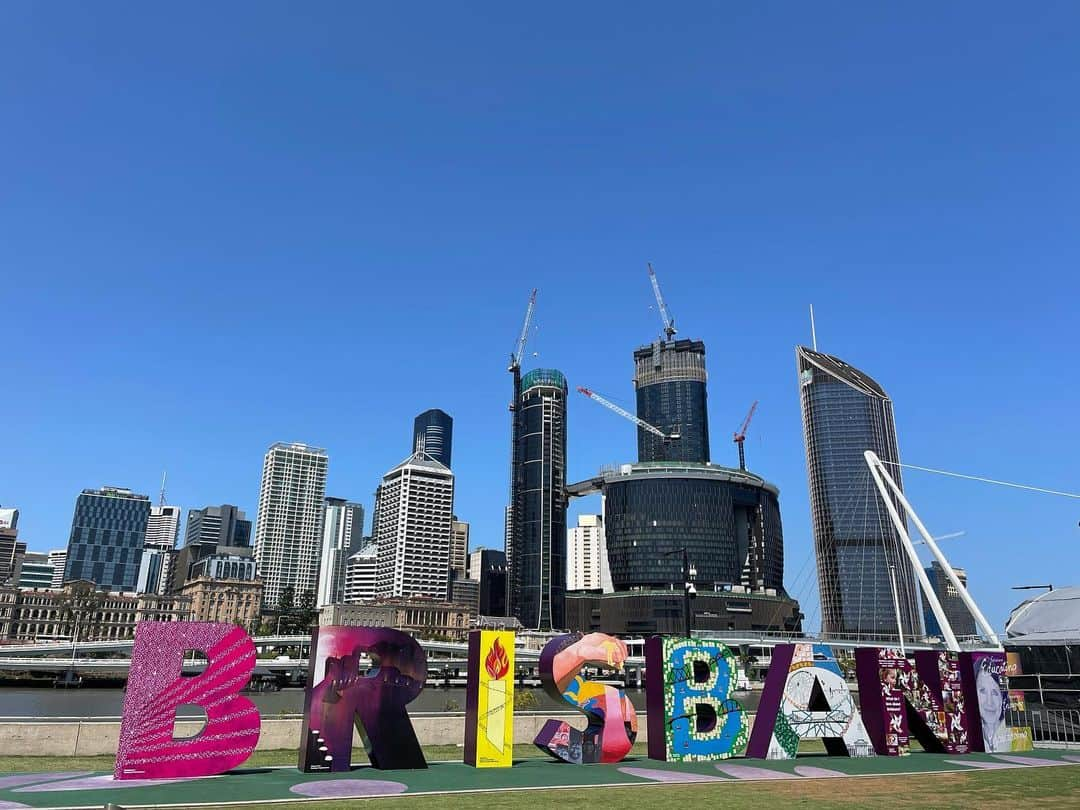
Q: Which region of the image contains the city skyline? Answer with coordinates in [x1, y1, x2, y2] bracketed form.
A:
[2, 5, 1078, 633]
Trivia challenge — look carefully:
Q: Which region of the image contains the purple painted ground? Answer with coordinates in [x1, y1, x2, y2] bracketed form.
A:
[289, 779, 408, 798]
[618, 767, 727, 783]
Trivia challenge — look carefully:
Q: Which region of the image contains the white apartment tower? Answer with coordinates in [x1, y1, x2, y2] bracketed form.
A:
[138, 504, 181, 595]
[48, 550, 67, 589]
[344, 541, 378, 603]
[567, 514, 612, 593]
[254, 442, 329, 608]
[374, 452, 454, 600]
[318, 498, 364, 607]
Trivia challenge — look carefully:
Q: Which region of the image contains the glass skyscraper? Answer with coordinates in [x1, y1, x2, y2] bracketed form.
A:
[509, 368, 567, 630]
[797, 346, 922, 641]
[412, 408, 453, 468]
[633, 339, 710, 463]
[64, 486, 152, 592]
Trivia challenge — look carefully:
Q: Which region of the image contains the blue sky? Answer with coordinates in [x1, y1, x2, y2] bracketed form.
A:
[2, 3, 1077, 633]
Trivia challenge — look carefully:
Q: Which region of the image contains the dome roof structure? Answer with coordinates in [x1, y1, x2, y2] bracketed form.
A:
[1005, 586, 1080, 644]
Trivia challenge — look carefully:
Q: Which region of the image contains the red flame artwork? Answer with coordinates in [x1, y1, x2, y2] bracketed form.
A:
[485, 637, 510, 680]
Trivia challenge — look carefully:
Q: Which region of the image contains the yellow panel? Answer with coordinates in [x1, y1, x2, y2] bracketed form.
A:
[474, 630, 515, 767]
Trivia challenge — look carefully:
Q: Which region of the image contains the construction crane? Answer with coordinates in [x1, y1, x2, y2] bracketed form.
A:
[577, 386, 680, 440]
[647, 263, 676, 342]
[508, 288, 537, 372]
[733, 400, 758, 471]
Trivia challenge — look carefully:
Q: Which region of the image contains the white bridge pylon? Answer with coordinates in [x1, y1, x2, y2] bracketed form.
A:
[863, 450, 1002, 653]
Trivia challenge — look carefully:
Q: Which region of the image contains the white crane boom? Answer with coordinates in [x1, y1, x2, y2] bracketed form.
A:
[577, 386, 677, 440]
[647, 263, 676, 341]
[509, 288, 538, 370]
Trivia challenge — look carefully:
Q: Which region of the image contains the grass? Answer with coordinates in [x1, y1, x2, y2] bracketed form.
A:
[183, 767, 1080, 810]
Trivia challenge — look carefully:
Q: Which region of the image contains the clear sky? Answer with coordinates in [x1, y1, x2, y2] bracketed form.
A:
[2, 3, 1077, 634]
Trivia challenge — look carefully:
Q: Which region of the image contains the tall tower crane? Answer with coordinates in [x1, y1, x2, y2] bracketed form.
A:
[577, 386, 680, 440]
[733, 400, 758, 471]
[508, 288, 537, 373]
[647, 263, 676, 342]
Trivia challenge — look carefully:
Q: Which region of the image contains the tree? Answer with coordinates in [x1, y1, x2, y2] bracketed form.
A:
[296, 589, 317, 631]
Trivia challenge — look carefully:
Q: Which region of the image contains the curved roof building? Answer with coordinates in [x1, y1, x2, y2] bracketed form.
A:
[796, 346, 922, 642]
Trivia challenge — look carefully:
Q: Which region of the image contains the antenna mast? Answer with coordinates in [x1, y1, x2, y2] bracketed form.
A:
[158, 471, 167, 507]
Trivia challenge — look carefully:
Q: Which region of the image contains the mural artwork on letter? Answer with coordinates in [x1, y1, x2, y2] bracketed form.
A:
[644, 636, 747, 762]
[533, 632, 638, 764]
[464, 630, 515, 768]
[746, 643, 874, 759]
[855, 648, 970, 756]
[115, 622, 261, 779]
[960, 651, 1031, 753]
[299, 626, 427, 772]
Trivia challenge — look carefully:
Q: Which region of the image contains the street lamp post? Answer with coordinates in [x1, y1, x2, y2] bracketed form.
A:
[663, 548, 697, 637]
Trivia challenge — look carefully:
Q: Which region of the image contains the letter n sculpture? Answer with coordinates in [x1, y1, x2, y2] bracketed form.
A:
[299, 625, 428, 771]
[645, 636, 747, 761]
[746, 643, 874, 759]
[855, 647, 970, 756]
[464, 630, 515, 767]
[115, 622, 260, 779]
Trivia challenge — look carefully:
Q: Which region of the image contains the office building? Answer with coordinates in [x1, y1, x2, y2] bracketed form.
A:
[508, 368, 568, 631]
[253, 443, 328, 608]
[17, 552, 54, 589]
[64, 487, 151, 592]
[373, 452, 454, 600]
[412, 408, 453, 468]
[797, 346, 922, 641]
[449, 574, 480, 614]
[190, 553, 257, 581]
[467, 547, 507, 617]
[136, 548, 172, 595]
[0, 508, 18, 530]
[0, 528, 24, 587]
[567, 514, 612, 592]
[922, 561, 977, 639]
[344, 540, 377, 603]
[634, 339, 710, 463]
[317, 498, 364, 607]
[170, 504, 252, 592]
[180, 576, 263, 629]
[450, 519, 468, 581]
[144, 505, 181, 552]
[48, 551, 66, 589]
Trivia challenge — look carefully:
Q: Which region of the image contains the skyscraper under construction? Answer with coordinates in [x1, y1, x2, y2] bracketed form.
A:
[633, 338, 710, 463]
[508, 368, 568, 631]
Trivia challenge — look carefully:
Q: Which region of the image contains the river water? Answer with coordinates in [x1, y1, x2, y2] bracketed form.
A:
[0, 686, 764, 719]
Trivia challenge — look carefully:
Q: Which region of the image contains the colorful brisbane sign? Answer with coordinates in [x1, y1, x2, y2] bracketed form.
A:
[112, 622, 1030, 781]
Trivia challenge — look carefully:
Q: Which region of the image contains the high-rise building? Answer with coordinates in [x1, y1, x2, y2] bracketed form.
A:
[144, 505, 181, 552]
[567, 514, 612, 592]
[508, 368, 568, 631]
[64, 486, 151, 592]
[633, 339, 710, 463]
[48, 550, 66, 589]
[412, 408, 453, 468]
[0, 508, 18, 530]
[344, 539, 377, 603]
[797, 346, 921, 641]
[17, 552, 54, 589]
[317, 498, 364, 607]
[468, 547, 507, 617]
[450, 519, 469, 582]
[922, 561, 977, 639]
[138, 504, 181, 595]
[169, 504, 252, 593]
[253, 443, 328, 608]
[184, 504, 252, 549]
[374, 452, 454, 600]
[0, 525, 24, 587]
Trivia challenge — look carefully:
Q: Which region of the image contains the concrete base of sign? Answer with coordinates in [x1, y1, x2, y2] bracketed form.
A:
[0, 750, 1075, 807]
